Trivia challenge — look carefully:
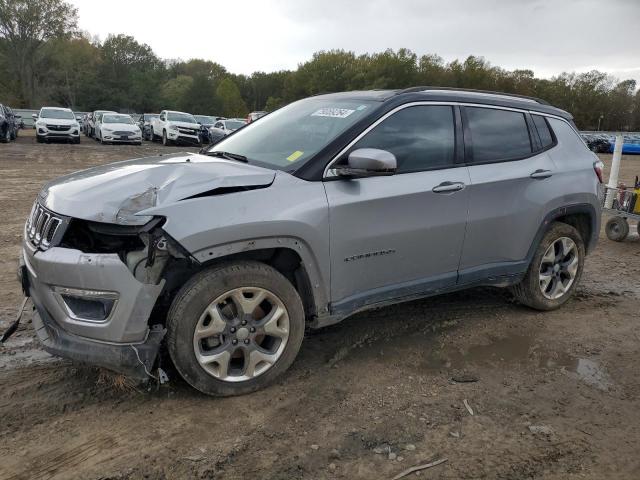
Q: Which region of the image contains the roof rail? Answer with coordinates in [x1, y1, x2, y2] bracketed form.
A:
[396, 86, 550, 105]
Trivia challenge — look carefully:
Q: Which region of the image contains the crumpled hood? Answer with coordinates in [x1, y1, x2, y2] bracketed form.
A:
[40, 152, 276, 223]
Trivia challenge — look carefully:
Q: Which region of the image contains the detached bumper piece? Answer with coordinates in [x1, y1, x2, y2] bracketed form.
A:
[31, 294, 165, 381]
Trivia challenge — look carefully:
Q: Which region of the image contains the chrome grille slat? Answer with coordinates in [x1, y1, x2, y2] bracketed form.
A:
[26, 202, 66, 250]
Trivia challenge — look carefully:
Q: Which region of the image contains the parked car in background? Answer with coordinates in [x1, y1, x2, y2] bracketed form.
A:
[76, 115, 84, 131]
[1, 104, 15, 143]
[246, 111, 267, 123]
[83, 113, 92, 135]
[2, 105, 20, 141]
[98, 113, 142, 145]
[151, 110, 201, 146]
[88, 110, 116, 138]
[608, 137, 640, 154]
[208, 118, 246, 143]
[34, 107, 81, 144]
[137, 113, 159, 141]
[93, 111, 118, 141]
[194, 115, 219, 144]
[581, 134, 611, 153]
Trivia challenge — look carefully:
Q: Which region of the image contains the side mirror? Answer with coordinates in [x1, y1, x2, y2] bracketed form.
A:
[336, 148, 397, 178]
[32, 114, 38, 120]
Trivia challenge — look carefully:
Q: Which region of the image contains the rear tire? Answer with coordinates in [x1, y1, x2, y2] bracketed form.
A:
[1, 128, 9, 143]
[605, 217, 629, 242]
[167, 261, 305, 397]
[511, 222, 585, 311]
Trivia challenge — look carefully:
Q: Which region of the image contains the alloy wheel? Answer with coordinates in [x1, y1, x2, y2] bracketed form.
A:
[193, 287, 290, 382]
[538, 237, 579, 299]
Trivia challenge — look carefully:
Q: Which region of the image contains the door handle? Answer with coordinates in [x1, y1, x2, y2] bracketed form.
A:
[530, 169, 553, 179]
[432, 181, 465, 193]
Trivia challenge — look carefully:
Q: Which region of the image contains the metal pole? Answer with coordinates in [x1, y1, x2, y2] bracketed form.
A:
[604, 134, 624, 208]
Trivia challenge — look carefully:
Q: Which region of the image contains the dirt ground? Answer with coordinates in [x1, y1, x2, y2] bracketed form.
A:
[1, 130, 639, 480]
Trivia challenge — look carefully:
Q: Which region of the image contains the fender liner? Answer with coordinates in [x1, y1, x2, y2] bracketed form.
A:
[192, 236, 329, 318]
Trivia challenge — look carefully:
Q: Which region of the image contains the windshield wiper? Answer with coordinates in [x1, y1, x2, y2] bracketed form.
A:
[204, 151, 248, 163]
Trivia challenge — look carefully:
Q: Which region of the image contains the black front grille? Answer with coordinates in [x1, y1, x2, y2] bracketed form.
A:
[113, 131, 135, 136]
[177, 127, 198, 135]
[26, 202, 68, 249]
[45, 124, 70, 131]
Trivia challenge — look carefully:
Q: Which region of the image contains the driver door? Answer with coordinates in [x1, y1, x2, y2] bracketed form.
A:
[324, 104, 470, 310]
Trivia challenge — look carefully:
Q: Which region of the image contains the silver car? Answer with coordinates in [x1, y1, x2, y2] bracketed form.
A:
[17, 88, 602, 396]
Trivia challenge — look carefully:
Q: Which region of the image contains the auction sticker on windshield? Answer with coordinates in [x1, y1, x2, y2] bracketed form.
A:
[311, 108, 355, 118]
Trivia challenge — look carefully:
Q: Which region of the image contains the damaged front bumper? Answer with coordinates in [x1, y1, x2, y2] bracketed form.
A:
[21, 238, 166, 380]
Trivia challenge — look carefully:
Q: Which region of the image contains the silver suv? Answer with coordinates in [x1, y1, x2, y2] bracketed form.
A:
[18, 88, 603, 396]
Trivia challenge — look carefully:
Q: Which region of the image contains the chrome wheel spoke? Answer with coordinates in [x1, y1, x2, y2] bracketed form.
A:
[564, 255, 579, 276]
[261, 305, 289, 339]
[244, 349, 278, 378]
[539, 272, 553, 292]
[231, 288, 267, 316]
[194, 305, 226, 339]
[196, 350, 231, 379]
[541, 247, 556, 265]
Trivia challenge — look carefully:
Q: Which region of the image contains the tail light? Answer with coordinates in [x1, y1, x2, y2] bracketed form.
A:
[593, 160, 604, 183]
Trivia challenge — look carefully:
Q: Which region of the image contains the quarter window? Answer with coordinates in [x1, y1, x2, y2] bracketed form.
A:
[351, 105, 455, 173]
[465, 107, 532, 162]
[532, 115, 554, 148]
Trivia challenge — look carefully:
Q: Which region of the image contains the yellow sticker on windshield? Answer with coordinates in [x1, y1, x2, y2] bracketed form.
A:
[287, 151, 304, 162]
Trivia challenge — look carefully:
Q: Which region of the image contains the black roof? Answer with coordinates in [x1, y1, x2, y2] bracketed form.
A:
[315, 87, 573, 121]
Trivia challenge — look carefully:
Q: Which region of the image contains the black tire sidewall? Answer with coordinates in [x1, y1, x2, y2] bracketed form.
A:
[167, 261, 305, 396]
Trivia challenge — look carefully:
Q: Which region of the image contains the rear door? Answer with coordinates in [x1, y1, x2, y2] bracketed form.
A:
[324, 104, 470, 309]
[458, 105, 557, 282]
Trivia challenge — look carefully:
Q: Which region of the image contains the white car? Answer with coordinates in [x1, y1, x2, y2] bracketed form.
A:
[34, 107, 81, 144]
[98, 113, 142, 145]
[208, 118, 246, 143]
[151, 110, 201, 146]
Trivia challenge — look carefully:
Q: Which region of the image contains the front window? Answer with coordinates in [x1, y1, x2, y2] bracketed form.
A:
[167, 112, 196, 123]
[145, 114, 159, 121]
[350, 105, 456, 173]
[207, 97, 377, 169]
[40, 109, 75, 120]
[195, 115, 216, 124]
[224, 120, 245, 130]
[103, 114, 135, 124]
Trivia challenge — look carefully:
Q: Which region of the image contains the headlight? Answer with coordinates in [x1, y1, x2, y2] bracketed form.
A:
[169, 124, 180, 131]
[36, 120, 46, 127]
[103, 128, 113, 132]
[73, 122, 79, 128]
[115, 188, 157, 225]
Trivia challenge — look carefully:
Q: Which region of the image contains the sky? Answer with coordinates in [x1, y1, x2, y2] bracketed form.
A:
[68, 0, 640, 84]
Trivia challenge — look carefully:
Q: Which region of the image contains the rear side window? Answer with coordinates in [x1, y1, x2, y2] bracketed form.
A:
[532, 115, 554, 148]
[352, 105, 455, 173]
[465, 107, 532, 163]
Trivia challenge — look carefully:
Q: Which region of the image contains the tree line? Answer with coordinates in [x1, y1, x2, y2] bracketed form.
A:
[1, 0, 639, 130]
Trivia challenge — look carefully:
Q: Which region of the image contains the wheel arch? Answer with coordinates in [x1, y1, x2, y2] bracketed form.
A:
[527, 203, 599, 263]
[191, 237, 329, 320]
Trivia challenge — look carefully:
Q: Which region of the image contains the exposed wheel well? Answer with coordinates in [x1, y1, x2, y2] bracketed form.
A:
[159, 248, 316, 323]
[554, 212, 592, 250]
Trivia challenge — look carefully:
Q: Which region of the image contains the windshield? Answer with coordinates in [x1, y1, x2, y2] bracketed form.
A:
[103, 114, 134, 124]
[208, 97, 376, 169]
[225, 120, 245, 130]
[168, 112, 196, 123]
[195, 115, 216, 124]
[40, 109, 75, 120]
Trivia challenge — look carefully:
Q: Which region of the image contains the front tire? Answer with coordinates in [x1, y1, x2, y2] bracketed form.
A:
[512, 222, 585, 311]
[167, 261, 305, 397]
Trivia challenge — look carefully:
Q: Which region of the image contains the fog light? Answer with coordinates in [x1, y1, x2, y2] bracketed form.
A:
[53, 286, 118, 322]
[38, 128, 45, 134]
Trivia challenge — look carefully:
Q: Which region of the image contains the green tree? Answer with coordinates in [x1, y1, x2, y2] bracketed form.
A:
[161, 75, 193, 110]
[216, 78, 247, 117]
[0, 0, 77, 106]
